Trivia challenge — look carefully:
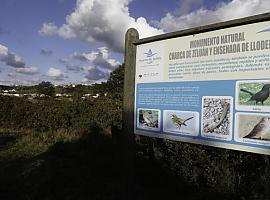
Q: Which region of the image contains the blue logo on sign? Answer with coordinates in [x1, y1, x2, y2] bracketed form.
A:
[257, 28, 270, 33]
[144, 49, 157, 57]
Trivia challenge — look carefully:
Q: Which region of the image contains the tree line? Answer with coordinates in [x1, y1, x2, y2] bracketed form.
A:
[0, 64, 124, 133]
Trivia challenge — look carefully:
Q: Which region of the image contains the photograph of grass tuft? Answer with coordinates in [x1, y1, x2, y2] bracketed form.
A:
[238, 81, 270, 106]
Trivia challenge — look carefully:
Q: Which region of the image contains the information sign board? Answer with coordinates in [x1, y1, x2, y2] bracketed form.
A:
[135, 20, 270, 155]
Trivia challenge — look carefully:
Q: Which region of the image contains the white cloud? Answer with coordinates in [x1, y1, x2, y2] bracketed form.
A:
[59, 58, 69, 64]
[39, 0, 163, 52]
[47, 67, 62, 77]
[0, 43, 25, 68]
[0, 78, 41, 86]
[5, 71, 41, 86]
[8, 72, 17, 78]
[39, 23, 58, 36]
[0, 44, 8, 56]
[66, 64, 84, 72]
[46, 67, 67, 80]
[72, 52, 89, 62]
[15, 67, 39, 75]
[72, 47, 120, 70]
[159, 0, 270, 32]
[84, 66, 109, 82]
[176, 0, 204, 15]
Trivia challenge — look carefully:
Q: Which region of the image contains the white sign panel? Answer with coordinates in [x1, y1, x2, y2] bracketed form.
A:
[134, 20, 270, 155]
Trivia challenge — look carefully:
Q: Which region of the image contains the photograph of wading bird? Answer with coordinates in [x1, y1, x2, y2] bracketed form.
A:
[243, 117, 270, 140]
[240, 84, 270, 105]
[171, 114, 193, 129]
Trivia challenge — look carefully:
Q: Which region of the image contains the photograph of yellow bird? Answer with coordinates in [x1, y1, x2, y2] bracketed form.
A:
[171, 114, 193, 129]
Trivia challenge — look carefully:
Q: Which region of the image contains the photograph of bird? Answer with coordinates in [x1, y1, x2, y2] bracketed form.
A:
[171, 114, 193, 129]
[142, 110, 158, 128]
[240, 84, 270, 105]
[243, 117, 270, 140]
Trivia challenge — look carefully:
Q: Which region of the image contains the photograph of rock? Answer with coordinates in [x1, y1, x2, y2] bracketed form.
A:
[201, 96, 233, 141]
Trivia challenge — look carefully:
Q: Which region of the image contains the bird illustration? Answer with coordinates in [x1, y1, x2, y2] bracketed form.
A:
[244, 117, 270, 140]
[257, 28, 270, 33]
[171, 114, 193, 129]
[142, 110, 158, 127]
[144, 49, 156, 57]
[240, 84, 270, 105]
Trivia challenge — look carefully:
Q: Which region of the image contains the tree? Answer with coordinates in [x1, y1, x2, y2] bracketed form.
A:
[36, 81, 55, 97]
[107, 64, 124, 88]
[106, 64, 124, 97]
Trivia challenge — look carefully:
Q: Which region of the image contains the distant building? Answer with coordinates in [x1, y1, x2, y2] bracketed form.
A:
[55, 93, 72, 97]
[92, 94, 100, 98]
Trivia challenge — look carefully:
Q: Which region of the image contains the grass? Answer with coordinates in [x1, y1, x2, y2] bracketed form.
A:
[1, 128, 267, 200]
[238, 82, 270, 106]
[0, 128, 124, 200]
[0, 130, 80, 160]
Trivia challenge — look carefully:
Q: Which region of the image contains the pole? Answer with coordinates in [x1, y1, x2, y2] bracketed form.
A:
[123, 28, 139, 200]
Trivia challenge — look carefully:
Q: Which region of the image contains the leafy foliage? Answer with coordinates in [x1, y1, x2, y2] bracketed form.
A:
[1, 64, 270, 199]
[36, 81, 55, 97]
[0, 65, 124, 132]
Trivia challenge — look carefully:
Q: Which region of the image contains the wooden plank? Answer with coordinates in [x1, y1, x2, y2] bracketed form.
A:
[123, 28, 139, 200]
[136, 12, 270, 45]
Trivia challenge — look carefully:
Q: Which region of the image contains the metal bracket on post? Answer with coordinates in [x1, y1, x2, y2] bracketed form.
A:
[123, 28, 139, 200]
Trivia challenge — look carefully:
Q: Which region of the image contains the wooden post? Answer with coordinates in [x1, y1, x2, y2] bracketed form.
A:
[123, 28, 139, 200]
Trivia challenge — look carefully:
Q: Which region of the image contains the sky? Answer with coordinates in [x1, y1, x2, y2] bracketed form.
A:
[0, 0, 269, 85]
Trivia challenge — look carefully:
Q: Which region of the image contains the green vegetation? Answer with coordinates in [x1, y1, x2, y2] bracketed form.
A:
[239, 82, 270, 106]
[0, 65, 125, 200]
[0, 129, 124, 200]
[36, 81, 55, 97]
[1, 64, 270, 199]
